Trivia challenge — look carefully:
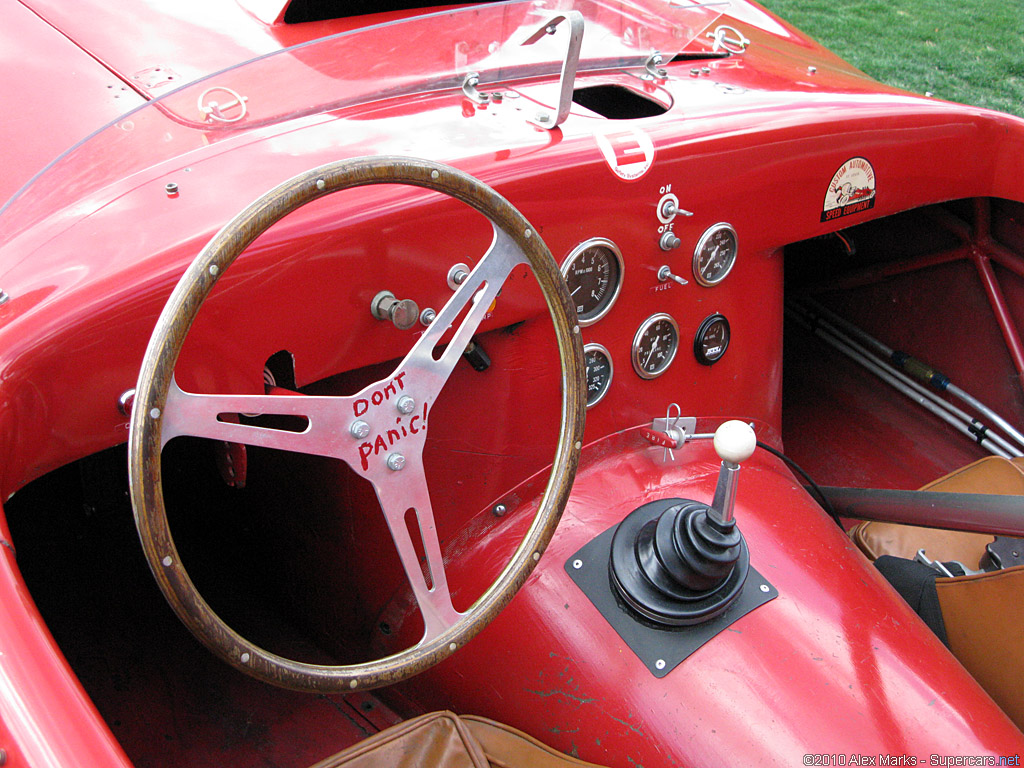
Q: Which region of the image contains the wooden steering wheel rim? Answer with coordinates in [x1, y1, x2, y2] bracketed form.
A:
[128, 156, 586, 693]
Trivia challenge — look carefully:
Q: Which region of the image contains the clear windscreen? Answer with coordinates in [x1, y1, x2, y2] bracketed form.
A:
[0, 0, 722, 242]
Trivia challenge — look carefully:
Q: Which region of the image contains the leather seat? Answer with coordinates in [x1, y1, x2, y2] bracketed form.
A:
[849, 456, 1024, 729]
[851, 456, 1024, 567]
[310, 710, 609, 768]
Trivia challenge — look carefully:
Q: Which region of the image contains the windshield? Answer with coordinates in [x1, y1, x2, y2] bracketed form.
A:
[0, 0, 722, 242]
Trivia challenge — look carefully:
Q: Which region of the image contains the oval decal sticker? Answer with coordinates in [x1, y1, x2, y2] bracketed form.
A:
[595, 128, 655, 181]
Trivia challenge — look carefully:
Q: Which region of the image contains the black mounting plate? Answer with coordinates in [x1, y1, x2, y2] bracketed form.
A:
[565, 499, 778, 678]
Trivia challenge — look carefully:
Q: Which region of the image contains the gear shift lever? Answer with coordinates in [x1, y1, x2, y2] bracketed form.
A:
[710, 420, 757, 525]
[609, 420, 754, 625]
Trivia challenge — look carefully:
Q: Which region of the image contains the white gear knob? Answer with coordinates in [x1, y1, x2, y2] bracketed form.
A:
[713, 420, 756, 465]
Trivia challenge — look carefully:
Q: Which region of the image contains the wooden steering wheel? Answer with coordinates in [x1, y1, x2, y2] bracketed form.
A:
[128, 156, 586, 692]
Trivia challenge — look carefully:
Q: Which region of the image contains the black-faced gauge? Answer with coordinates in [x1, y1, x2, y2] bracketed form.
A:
[632, 313, 680, 379]
[561, 238, 624, 326]
[583, 343, 614, 408]
[694, 313, 730, 366]
[692, 223, 738, 287]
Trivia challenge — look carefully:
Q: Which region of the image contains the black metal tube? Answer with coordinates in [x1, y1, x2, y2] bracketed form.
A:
[820, 487, 1024, 537]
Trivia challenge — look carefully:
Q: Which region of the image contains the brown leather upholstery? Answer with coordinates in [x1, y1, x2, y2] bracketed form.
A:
[310, 711, 609, 768]
[936, 565, 1024, 729]
[310, 712, 488, 768]
[463, 717, 610, 768]
[850, 456, 1024, 567]
[848, 456, 1024, 730]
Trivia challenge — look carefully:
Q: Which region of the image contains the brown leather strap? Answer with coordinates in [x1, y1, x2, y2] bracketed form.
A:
[936, 565, 1024, 729]
[310, 711, 489, 768]
[463, 716, 609, 768]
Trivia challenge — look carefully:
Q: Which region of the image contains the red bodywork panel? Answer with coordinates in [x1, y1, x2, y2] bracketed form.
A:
[1, 0, 1023, 765]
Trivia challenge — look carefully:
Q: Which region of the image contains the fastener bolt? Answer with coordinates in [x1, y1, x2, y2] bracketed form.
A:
[420, 308, 437, 326]
[396, 396, 415, 414]
[165, 182, 179, 196]
[493, 504, 507, 517]
[387, 453, 406, 471]
[350, 420, 371, 439]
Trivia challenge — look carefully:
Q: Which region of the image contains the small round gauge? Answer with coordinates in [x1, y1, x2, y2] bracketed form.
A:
[693, 223, 738, 287]
[632, 313, 680, 379]
[694, 313, 731, 366]
[583, 343, 614, 408]
[561, 238, 624, 326]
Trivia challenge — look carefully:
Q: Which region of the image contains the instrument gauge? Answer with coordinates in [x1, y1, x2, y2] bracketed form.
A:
[561, 238, 624, 326]
[694, 313, 730, 366]
[583, 344, 614, 408]
[693, 223, 738, 287]
[632, 313, 680, 379]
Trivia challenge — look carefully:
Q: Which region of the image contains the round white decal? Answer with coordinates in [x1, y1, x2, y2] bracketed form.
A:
[822, 157, 876, 222]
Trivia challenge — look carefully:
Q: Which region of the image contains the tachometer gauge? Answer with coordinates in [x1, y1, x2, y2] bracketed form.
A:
[694, 313, 730, 365]
[632, 313, 680, 379]
[561, 238, 624, 326]
[693, 223, 738, 287]
[583, 343, 614, 408]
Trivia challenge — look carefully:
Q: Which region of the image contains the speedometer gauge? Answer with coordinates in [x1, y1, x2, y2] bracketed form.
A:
[693, 223, 738, 287]
[561, 238, 624, 326]
[632, 313, 680, 379]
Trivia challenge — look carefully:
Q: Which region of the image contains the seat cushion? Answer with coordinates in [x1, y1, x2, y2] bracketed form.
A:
[310, 711, 488, 768]
[310, 711, 609, 768]
[850, 456, 1024, 567]
[936, 564, 1024, 729]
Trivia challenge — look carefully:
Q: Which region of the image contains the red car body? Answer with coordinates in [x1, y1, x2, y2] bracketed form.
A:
[1, 0, 1022, 766]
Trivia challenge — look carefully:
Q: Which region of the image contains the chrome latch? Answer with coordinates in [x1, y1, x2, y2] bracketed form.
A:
[707, 24, 750, 54]
[197, 86, 249, 123]
[462, 73, 491, 105]
[643, 51, 668, 81]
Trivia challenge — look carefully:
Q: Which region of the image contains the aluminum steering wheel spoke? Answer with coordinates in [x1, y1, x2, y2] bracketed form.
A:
[399, 225, 525, 402]
[370, 463, 462, 643]
[159, 378, 355, 456]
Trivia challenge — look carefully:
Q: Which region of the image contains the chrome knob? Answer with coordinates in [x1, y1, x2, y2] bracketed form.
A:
[371, 290, 420, 331]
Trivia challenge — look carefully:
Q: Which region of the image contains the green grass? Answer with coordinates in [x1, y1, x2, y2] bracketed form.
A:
[758, 0, 1024, 117]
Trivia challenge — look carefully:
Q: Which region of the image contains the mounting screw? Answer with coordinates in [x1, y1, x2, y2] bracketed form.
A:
[572, 559, 583, 569]
[493, 503, 507, 517]
[760, 584, 770, 593]
[396, 396, 416, 414]
[655, 659, 666, 670]
[807, 65, 817, 74]
[420, 308, 437, 326]
[350, 420, 370, 439]
[165, 182, 179, 197]
[387, 453, 406, 471]
[537, 113, 551, 123]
